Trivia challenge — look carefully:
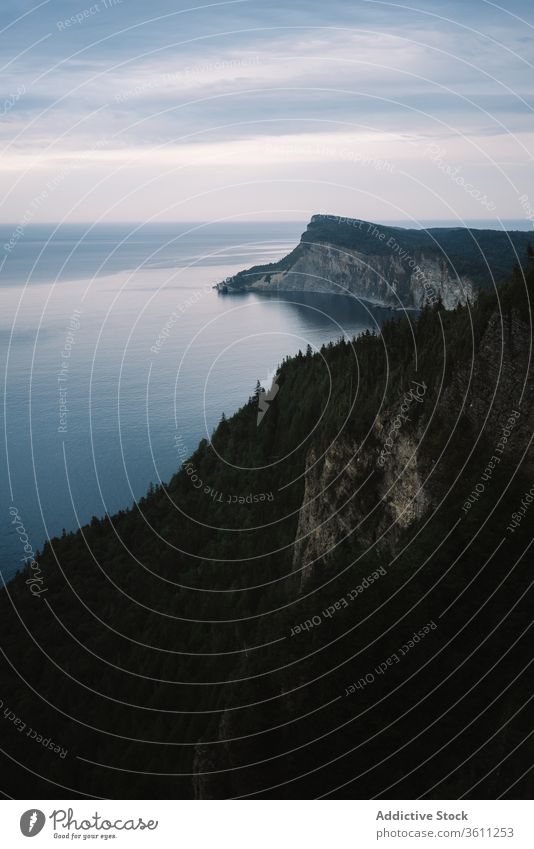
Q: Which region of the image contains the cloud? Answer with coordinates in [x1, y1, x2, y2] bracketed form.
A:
[0, 0, 532, 221]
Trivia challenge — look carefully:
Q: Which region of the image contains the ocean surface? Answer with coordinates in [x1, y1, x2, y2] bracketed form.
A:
[1, 219, 531, 582]
[0, 221, 394, 582]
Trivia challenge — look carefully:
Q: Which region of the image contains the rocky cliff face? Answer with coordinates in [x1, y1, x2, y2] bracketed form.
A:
[220, 214, 532, 309]
[292, 417, 430, 587]
[232, 241, 473, 309]
[291, 306, 534, 588]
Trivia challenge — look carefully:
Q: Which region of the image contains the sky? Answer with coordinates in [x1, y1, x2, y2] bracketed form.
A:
[0, 0, 533, 224]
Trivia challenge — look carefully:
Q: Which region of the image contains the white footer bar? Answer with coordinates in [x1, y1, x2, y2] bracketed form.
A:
[2, 799, 533, 848]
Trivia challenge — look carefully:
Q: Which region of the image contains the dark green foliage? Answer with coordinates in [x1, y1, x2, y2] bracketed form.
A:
[303, 216, 533, 288]
[227, 215, 533, 292]
[0, 253, 533, 799]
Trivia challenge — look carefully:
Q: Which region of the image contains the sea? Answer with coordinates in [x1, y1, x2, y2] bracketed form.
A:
[1, 219, 531, 581]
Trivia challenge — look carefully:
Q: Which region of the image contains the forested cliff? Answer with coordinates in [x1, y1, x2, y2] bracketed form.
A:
[1, 252, 533, 799]
[219, 215, 533, 309]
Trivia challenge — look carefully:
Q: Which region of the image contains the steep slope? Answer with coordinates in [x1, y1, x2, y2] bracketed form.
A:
[219, 214, 532, 309]
[0, 255, 533, 800]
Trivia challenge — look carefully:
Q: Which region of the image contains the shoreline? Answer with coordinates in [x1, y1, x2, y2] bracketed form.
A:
[215, 283, 420, 312]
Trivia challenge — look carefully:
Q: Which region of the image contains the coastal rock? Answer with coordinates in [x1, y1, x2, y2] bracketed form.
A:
[242, 241, 473, 309]
[220, 214, 531, 309]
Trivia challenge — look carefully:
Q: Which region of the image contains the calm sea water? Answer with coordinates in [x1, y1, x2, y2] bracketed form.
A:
[0, 221, 401, 581]
[2, 219, 530, 581]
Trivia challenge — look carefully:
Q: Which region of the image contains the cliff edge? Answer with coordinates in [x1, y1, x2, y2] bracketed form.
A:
[218, 214, 532, 309]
